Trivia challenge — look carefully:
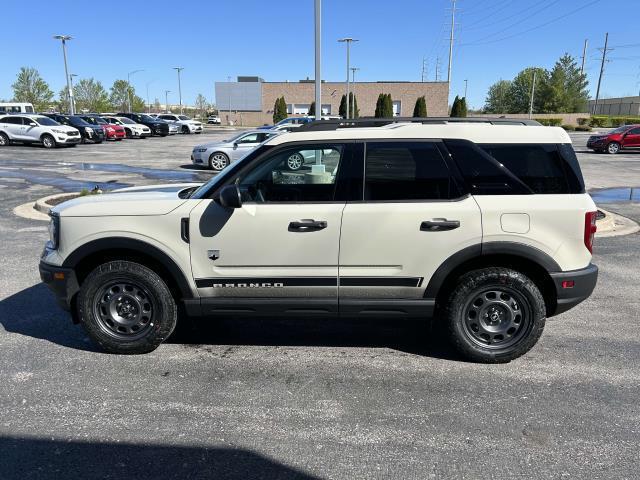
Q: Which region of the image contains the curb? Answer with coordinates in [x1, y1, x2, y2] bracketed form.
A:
[34, 192, 78, 215]
[596, 209, 640, 238]
[14, 192, 80, 222]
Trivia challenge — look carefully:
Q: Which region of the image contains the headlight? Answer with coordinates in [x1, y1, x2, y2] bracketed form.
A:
[48, 213, 60, 249]
[196, 148, 208, 152]
[84, 127, 92, 133]
[52, 128, 67, 135]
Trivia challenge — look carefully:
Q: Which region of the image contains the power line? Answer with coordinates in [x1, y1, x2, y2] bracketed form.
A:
[461, 0, 513, 29]
[459, 0, 603, 47]
[462, 0, 553, 32]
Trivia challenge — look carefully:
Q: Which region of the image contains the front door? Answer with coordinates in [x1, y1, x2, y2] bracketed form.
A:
[189, 142, 350, 315]
[229, 132, 264, 161]
[338, 141, 482, 313]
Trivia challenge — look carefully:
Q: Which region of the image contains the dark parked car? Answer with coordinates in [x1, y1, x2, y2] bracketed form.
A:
[41, 113, 104, 144]
[587, 124, 640, 154]
[116, 113, 169, 137]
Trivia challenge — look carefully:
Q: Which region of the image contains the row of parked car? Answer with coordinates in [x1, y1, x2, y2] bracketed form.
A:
[0, 111, 204, 149]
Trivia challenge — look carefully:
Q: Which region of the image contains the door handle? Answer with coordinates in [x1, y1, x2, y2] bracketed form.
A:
[420, 219, 460, 232]
[288, 219, 327, 232]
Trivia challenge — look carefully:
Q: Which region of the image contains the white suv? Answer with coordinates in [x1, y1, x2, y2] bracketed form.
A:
[157, 114, 203, 134]
[0, 114, 81, 148]
[39, 118, 598, 362]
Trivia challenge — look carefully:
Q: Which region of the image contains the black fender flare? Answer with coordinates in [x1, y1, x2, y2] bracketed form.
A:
[62, 237, 194, 299]
[424, 241, 561, 299]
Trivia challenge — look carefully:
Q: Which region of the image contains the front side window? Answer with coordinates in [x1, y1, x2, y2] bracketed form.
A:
[364, 142, 457, 201]
[178, 115, 190, 120]
[237, 133, 260, 144]
[34, 117, 59, 126]
[627, 127, 640, 135]
[234, 145, 344, 203]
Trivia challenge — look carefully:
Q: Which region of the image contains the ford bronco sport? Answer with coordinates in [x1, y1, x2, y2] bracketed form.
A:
[39, 118, 598, 363]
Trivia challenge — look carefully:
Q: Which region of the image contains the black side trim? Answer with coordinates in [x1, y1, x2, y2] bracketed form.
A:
[549, 263, 598, 316]
[62, 237, 194, 299]
[423, 244, 482, 298]
[340, 277, 423, 287]
[180, 218, 189, 243]
[199, 298, 338, 316]
[339, 299, 435, 317]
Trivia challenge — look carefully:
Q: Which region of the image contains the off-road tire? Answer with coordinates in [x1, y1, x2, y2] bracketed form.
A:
[444, 267, 546, 363]
[77, 261, 177, 354]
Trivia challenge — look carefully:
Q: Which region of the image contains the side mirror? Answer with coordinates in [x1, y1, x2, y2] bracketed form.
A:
[218, 184, 242, 209]
[233, 142, 239, 149]
[29, 122, 37, 127]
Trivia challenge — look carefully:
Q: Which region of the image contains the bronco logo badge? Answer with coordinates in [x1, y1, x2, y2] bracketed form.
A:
[211, 283, 285, 288]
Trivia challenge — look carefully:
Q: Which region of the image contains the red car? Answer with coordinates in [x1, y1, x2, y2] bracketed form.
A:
[587, 124, 640, 154]
[80, 115, 126, 141]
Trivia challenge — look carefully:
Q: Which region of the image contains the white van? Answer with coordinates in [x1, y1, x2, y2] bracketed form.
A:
[0, 103, 35, 114]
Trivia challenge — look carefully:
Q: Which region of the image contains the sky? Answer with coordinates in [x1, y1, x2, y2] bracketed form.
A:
[2, 0, 640, 110]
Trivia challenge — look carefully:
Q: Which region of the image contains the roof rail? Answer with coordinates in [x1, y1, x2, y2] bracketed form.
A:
[296, 116, 542, 131]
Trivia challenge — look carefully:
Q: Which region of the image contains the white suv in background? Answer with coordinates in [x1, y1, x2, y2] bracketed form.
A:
[102, 116, 151, 138]
[40, 118, 598, 363]
[0, 114, 81, 148]
[157, 114, 203, 134]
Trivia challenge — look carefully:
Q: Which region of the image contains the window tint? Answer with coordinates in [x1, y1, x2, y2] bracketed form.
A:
[25, 106, 34, 113]
[479, 143, 583, 194]
[3, 117, 21, 125]
[627, 127, 640, 135]
[235, 145, 343, 203]
[364, 142, 457, 201]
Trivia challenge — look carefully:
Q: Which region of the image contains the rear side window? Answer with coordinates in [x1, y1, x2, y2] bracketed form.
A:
[444, 140, 584, 195]
[365, 141, 459, 201]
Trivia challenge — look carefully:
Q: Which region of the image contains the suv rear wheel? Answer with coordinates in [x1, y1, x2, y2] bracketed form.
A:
[0, 132, 9, 146]
[444, 267, 546, 363]
[77, 260, 177, 354]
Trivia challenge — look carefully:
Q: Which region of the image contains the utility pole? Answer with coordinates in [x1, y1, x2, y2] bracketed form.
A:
[53, 35, 74, 115]
[580, 39, 588, 76]
[164, 90, 171, 113]
[173, 67, 184, 114]
[594, 32, 611, 115]
[529, 70, 537, 119]
[447, 0, 457, 84]
[314, 0, 321, 120]
[146, 80, 155, 113]
[464, 79, 468, 98]
[338, 38, 358, 119]
[421, 57, 427, 82]
[127, 69, 143, 113]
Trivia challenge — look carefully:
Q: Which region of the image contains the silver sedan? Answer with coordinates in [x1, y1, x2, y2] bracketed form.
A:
[191, 130, 281, 171]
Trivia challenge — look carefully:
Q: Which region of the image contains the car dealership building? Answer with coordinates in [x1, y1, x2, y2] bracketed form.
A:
[215, 76, 449, 126]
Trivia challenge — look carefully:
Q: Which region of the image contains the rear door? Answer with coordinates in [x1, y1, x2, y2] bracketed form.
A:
[2, 117, 24, 139]
[338, 140, 482, 314]
[623, 127, 640, 147]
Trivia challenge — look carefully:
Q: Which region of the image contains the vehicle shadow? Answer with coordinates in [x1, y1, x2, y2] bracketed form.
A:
[0, 435, 319, 480]
[0, 283, 460, 360]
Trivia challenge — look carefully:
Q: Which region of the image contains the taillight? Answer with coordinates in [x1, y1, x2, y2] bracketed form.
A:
[584, 211, 597, 253]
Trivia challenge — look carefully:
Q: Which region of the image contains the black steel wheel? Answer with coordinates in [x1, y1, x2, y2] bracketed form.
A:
[77, 261, 177, 354]
[444, 267, 546, 363]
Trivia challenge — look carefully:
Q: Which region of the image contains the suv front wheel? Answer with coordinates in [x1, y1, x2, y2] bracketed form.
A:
[444, 267, 546, 363]
[41, 134, 56, 149]
[77, 260, 177, 354]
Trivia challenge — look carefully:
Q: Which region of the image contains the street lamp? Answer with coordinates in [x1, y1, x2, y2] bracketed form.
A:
[69, 74, 78, 113]
[127, 69, 144, 113]
[338, 37, 358, 119]
[173, 67, 184, 114]
[53, 35, 74, 115]
[165, 90, 171, 113]
[464, 79, 468, 99]
[350, 67, 360, 118]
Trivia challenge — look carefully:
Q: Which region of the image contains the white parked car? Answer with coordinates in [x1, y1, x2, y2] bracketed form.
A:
[102, 116, 151, 138]
[157, 114, 203, 134]
[0, 114, 81, 148]
[40, 117, 598, 362]
[207, 115, 221, 125]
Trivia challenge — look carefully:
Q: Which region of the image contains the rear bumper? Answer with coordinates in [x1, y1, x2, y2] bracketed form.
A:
[549, 263, 598, 316]
[39, 260, 79, 312]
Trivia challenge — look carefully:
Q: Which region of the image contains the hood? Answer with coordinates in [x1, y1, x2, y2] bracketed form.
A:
[53, 183, 202, 217]
[195, 140, 228, 149]
[55, 125, 80, 134]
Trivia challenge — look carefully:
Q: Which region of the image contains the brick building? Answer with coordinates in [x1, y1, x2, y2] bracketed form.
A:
[215, 77, 449, 126]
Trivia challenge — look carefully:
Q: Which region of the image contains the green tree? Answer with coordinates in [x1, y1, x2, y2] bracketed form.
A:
[308, 101, 316, 116]
[273, 96, 287, 123]
[450, 95, 460, 117]
[195, 93, 208, 119]
[383, 94, 394, 117]
[56, 87, 70, 113]
[374, 93, 384, 117]
[543, 54, 589, 113]
[483, 80, 512, 113]
[413, 96, 427, 117]
[11, 67, 54, 111]
[349, 92, 359, 118]
[74, 78, 110, 112]
[109, 79, 144, 112]
[459, 97, 468, 117]
[508, 67, 548, 114]
[339, 94, 347, 118]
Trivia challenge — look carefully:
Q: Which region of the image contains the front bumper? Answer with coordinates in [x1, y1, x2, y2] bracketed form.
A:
[60, 136, 81, 144]
[191, 151, 206, 164]
[39, 260, 80, 312]
[549, 263, 598, 316]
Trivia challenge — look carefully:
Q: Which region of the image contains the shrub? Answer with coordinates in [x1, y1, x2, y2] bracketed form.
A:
[589, 116, 609, 128]
[575, 125, 591, 131]
[576, 117, 589, 126]
[561, 124, 575, 131]
[413, 96, 427, 117]
[535, 118, 562, 126]
[610, 116, 628, 127]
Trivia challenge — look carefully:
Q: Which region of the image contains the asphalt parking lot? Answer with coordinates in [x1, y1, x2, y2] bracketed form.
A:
[0, 129, 639, 479]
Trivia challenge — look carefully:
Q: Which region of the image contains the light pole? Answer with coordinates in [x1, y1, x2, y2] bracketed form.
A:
[69, 74, 78, 113]
[338, 38, 358, 119]
[464, 79, 468, 98]
[227, 76, 232, 125]
[314, 0, 321, 121]
[146, 80, 155, 113]
[173, 67, 184, 114]
[127, 69, 144, 113]
[350, 67, 360, 118]
[165, 90, 171, 113]
[53, 35, 74, 115]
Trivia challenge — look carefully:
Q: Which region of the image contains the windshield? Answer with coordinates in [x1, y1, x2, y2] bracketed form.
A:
[83, 116, 107, 125]
[178, 115, 190, 120]
[35, 117, 59, 126]
[139, 114, 157, 122]
[117, 117, 136, 124]
[69, 116, 91, 126]
[191, 145, 273, 199]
